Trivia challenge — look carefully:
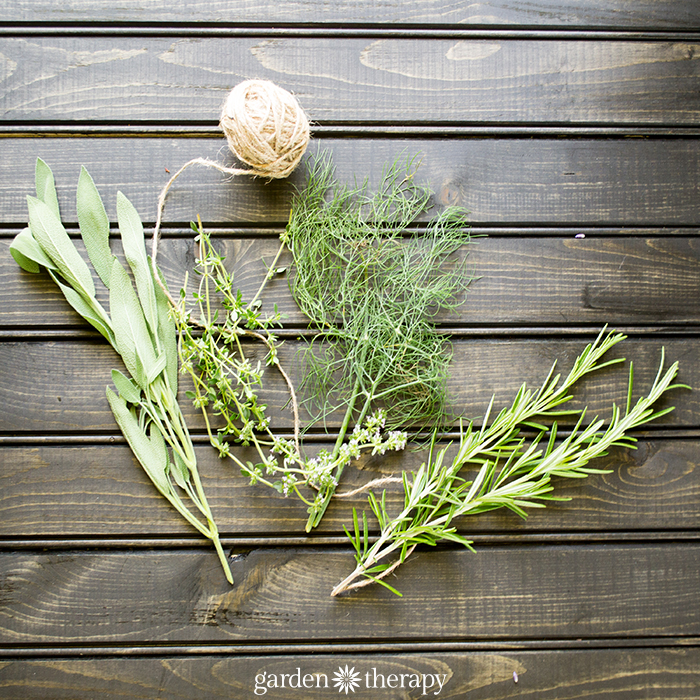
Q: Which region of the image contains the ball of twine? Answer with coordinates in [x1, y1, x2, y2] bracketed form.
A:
[152, 79, 310, 308]
[220, 79, 310, 179]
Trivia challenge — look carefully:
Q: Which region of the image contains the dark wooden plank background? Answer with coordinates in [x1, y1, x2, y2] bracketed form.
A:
[0, 2, 698, 699]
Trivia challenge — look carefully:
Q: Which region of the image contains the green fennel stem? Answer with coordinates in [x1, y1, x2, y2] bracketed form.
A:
[305, 373, 377, 531]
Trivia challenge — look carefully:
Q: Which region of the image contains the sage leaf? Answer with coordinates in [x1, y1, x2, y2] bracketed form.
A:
[132, 351, 149, 392]
[77, 166, 113, 288]
[111, 368, 142, 404]
[35, 157, 61, 219]
[117, 191, 157, 335]
[171, 450, 190, 490]
[153, 264, 178, 393]
[146, 352, 168, 385]
[169, 462, 188, 491]
[106, 387, 170, 495]
[10, 227, 57, 274]
[148, 423, 169, 475]
[109, 258, 158, 388]
[48, 270, 115, 345]
[27, 195, 96, 298]
[10, 247, 39, 274]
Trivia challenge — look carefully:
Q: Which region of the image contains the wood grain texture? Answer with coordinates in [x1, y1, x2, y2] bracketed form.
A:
[0, 544, 698, 643]
[2, 0, 700, 28]
[0, 438, 698, 537]
[0, 336, 694, 434]
[2, 0, 699, 685]
[1, 649, 699, 699]
[1, 37, 699, 124]
[1, 138, 700, 226]
[3, 235, 700, 329]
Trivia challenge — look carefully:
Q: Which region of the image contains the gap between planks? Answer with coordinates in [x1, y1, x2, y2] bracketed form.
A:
[2, 636, 700, 659]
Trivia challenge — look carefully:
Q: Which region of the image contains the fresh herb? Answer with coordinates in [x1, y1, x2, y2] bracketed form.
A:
[172, 218, 296, 479]
[333, 328, 688, 596]
[173, 219, 409, 511]
[175, 152, 475, 532]
[284, 153, 475, 530]
[10, 160, 233, 584]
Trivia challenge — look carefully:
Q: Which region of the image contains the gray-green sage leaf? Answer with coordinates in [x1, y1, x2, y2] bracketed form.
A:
[10, 227, 57, 274]
[27, 195, 96, 298]
[109, 258, 159, 389]
[48, 270, 115, 345]
[106, 386, 170, 494]
[111, 369, 142, 404]
[77, 166, 114, 288]
[35, 157, 61, 218]
[117, 190, 158, 335]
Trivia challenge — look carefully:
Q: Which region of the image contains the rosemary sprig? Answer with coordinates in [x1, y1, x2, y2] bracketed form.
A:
[10, 160, 234, 584]
[284, 152, 475, 530]
[332, 329, 688, 596]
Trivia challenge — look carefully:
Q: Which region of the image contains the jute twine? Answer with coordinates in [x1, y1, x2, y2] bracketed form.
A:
[149, 80, 309, 450]
[151, 79, 310, 295]
[220, 79, 310, 180]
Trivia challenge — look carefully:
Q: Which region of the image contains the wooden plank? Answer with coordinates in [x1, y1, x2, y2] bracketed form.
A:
[0, 336, 695, 434]
[1, 648, 699, 699]
[2, 0, 700, 29]
[0, 543, 697, 642]
[3, 235, 700, 329]
[1, 138, 700, 226]
[1, 438, 699, 537]
[1, 37, 699, 125]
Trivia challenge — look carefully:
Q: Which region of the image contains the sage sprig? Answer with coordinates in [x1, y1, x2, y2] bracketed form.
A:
[11, 159, 233, 584]
[332, 329, 688, 596]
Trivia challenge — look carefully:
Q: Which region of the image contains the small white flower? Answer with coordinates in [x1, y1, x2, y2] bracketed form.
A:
[333, 665, 362, 694]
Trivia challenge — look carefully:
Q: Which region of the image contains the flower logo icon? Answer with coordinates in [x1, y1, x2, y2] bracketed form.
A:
[333, 665, 362, 694]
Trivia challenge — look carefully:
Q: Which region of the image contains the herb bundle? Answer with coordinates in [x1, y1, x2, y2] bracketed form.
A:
[10, 160, 233, 584]
[333, 329, 687, 596]
[12, 156, 687, 597]
[177, 153, 475, 531]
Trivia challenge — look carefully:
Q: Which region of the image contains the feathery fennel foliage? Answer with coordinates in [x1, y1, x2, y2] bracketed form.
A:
[333, 329, 688, 596]
[284, 153, 475, 529]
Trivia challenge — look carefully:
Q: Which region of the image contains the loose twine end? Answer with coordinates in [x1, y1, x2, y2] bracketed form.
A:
[150, 79, 310, 291]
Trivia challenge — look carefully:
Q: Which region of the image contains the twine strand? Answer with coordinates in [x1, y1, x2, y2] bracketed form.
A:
[147, 79, 309, 446]
[150, 79, 309, 289]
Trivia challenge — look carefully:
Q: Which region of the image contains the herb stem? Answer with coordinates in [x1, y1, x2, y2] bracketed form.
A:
[247, 241, 286, 311]
[332, 331, 687, 596]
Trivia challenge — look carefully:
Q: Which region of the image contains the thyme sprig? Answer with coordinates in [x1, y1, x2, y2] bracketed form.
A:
[333, 329, 688, 596]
